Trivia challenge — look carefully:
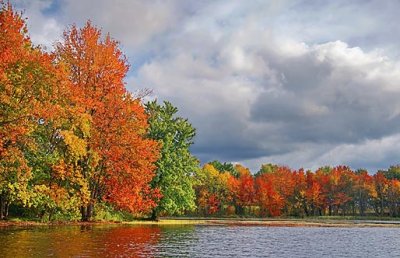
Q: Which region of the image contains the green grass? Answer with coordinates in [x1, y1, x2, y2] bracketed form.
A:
[93, 203, 137, 222]
[124, 219, 207, 225]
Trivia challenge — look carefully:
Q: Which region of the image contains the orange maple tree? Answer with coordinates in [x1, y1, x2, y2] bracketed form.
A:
[0, 3, 61, 218]
[55, 22, 160, 220]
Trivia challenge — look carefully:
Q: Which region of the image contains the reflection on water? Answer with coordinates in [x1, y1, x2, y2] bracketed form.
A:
[1, 224, 400, 257]
[0, 224, 164, 257]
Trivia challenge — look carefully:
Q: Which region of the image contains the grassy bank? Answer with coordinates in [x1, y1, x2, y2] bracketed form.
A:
[140, 217, 400, 227]
[2, 217, 400, 228]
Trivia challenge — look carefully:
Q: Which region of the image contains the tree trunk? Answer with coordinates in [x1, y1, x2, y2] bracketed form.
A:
[359, 200, 365, 216]
[81, 203, 94, 222]
[151, 209, 159, 221]
[373, 203, 379, 216]
[303, 203, 309, 217]
[0, 195, 9, 220]
[4, 201, 9, 219]
[310, 204, 315, 216]
[80, 206, 87, 221]
[39, 210, 46, 221]
[235, 205, 244, 216]
[0, 195, 4, 220]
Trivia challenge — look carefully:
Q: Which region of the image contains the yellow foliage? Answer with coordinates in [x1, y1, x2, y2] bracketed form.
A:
[75, 113, 92, 138]
[60, 130, 87, 158]
[203, 164, 220, 179]
[235, 164, 251, 177]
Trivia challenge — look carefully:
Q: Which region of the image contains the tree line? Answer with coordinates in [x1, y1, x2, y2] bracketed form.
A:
[194, 162, 400, 217]
[1, 3, 400, 221]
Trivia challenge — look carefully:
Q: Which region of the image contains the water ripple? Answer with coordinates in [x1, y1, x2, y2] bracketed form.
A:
[1, 224, 400, 257]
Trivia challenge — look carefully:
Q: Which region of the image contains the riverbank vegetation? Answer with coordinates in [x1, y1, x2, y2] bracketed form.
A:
[2, 3, 400, 223]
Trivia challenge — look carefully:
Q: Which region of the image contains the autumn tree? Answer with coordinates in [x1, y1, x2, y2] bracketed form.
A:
[314, 166, 353, 216]
[255, 172, 284, 216]
[228, 164, 255, 215]
[55, 22, 160, 221]
[290, 169, 307, 216]
[372, 172, 388, 216]
[352, 169, 375, 216]
[146, 101, 198, 219]
[26, 105, 93, 220]
[254, 165, 297, 217]
[305, 171, 324, 216]
[0, 3, 60, 219]
[195, 164, 232, 215]
[386, 179, 400, 217]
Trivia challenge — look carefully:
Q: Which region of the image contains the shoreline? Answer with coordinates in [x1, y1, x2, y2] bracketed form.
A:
[2, 218, 400, 228]
[126, 218, 400, 228]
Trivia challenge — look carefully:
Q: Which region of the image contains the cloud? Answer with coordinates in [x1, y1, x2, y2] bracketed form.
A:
[11, 0, 62, 49]
[250, 41, 400, 145]
[12, 0, 192, 58]
[58, 0, 184, 51]
[243, 133, 400, 173]
[10, 0, 400, 172]
[134, 4, 400, 171]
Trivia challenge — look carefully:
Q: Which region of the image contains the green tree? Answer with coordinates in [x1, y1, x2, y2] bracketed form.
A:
[255, 163, 279, 176]
[209, 160, 238, 177]
[382, 165, 400, 180]
[146, 101, 198, 219]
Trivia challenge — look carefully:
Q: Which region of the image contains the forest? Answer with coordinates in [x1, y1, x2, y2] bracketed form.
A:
[2, 3, 400, 222]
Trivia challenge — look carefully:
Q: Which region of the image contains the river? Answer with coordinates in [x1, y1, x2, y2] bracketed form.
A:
[1, 224, 399, 257]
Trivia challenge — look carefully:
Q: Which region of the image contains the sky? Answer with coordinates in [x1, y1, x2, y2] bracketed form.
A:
[10, 0, 400, 172]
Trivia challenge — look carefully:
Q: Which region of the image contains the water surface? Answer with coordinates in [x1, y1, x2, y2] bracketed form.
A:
[1, 224, 399, 257]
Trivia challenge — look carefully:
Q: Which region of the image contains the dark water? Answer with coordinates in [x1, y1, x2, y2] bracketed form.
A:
[1, 224, 400, 257]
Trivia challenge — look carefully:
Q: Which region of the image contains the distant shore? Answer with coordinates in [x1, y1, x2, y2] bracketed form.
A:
[2, 217, 400, 228]
[126, 217, 400, 228]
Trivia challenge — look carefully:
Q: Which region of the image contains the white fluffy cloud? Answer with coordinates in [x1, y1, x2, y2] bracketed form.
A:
[59, 0, 184, 50]
[12, 0, 62, 49]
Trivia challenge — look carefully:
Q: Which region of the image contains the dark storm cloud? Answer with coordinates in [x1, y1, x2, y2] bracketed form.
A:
[250, 42, 400, 145]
